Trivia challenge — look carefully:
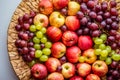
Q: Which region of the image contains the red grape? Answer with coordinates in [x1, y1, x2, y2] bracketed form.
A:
[23, 13, 29, 21]
[95, 5, 101, 12]
[89, 23, 98, 30]
[77, 29, 83, 36]
[80, 17, 88, 25]
[92, 30, 101, 37]
[100, 21, 106, 28]
[40, 44, 45, 49]
[106, 18, 112, 24]
[109, 30, 117, 36]
[96, 15, 103, 22]
[19, 40, 27, 47]
[61, 8, 68, 16]
[111, 16, 116, 21]
[98, 11, 104, 16]
[29, 47, 35, 52]
[60, 25, 67, 32]
[87, 1, 95, 9]
[28, 42, 34, 47]
[15, 25, 22, 31]
[59, 56, 67, 64]
[18, 16, 24, 25]
[30, 11, 36, 18]
[89, 11, 97, 19]
[111, 43, 117, 50]
[80, 3, 88, 13]
[76, 11, 84, 19]
[110, 8, 118, 16]
[111, 22, 119, 30]
[104, 12, 111, 19]
[108, 36, 115, 42]
[23, 23, 30, 30]
[115, 34, 120, 40]
[29, 51, 35, 58]
[101, 2, 108, 11]
[22, 47, 29, 54]
[83, 28, 89, 35]
[57, 66, 62, 72]
[110, 61, 118, 68]
[110, 0, 117, 8]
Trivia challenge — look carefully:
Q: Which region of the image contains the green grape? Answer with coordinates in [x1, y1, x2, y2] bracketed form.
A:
[34, 44, 41, 50]
[112, 54, 120, 61]
[36, 31, 43, 38]
[42, 48, 51, 56]
[109, 50, 115, 56]
[41, 37, 47, 43]
[94, 38, 103, 44]
[39, 55, 48, 62]
[41, 27, 47, 34]
[28, 60, 36, 67]
[33, 37, 40, 44]
[105, 57, 112, 65]
[45, 42, 52, 48]
[105, 46, 111, 53]
[99, 44, 106, 50]
[100, 34, 107, 41]
[94, 49, 102, 55]
[36, 24, 42, 30]
[100, 50, 108, 57]
[94, 44, 99, 49]
[99, 56, 106, 61]
[30, 25, 36, 32]
[35, 50, 42, 58]
[79, 56, 86, 63]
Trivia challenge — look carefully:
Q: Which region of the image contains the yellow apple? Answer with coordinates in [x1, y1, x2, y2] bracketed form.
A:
[49, 11, 65, 28]
[68, 1, 80, 16]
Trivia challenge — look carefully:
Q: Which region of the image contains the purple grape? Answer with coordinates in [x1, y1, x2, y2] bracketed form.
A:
[105, 25, 111, 30]
[17, 48, 23, 55]
[110, 61, 118, 68]
[28, 32, 34, 39]
[18, 16, 24, 25]
[15, 39, 21, 47]
[110, 0, 117, 8]
[29, 47, 35, 52]
[100, 21, 106, 28]
[76, 11, 84, 19]
[109, 30, 117, 36]
[18, 31, 24, 39]
[22, 23, 30, 30]
[77, 29, 83, 36]
[92, 30, 101, 37]
[22, 54, 33, 62]
[23, 13, 29, 21]
[57, 66, 62, 72]
[115, 34, 120, 40]
[89, 11, 97, 19]
[80, 3, 88, 13]
[101, 3, 108, 11]
[83, 28, 90, 35]
[112, 70, 119, 78]
[104, 12, 111, 19]
[40, 44, 45, 49]
[29, 51, 35, 58]
[111, 22, 119, 30]
[59, 56, 67, 64]
[28, 18, 33, 25]
[95, 5, 101, 12]
[106, 18, 112, 24]
[76, 0, 82, 3]
[22, 47, 29, 54]
[19, 40, 27, 47]
[98, 11, 104, 15]
[89, 23, 98, 30]
[87, 1, 95, 9]
[61, 8, 68, 16]
[111, 16, 116, 21]
[96, 15, 103, 22]
[21, 33, 29, 41]
[28, 42, 34, 47]
[110, 8, 118, 16]
[80, 17, 88, 25]
[60, 25, 67, 32]
[30, 11, 36, 18]
[108, 36, 115, 42]
[15, 25, 22, 31]
[111, 43, 117, 50]
[107, 76, 113, 80]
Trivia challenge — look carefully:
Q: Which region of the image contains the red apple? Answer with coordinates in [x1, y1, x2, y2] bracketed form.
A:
[62, 31, 78, 46]
[39, 0, 53, 15]
[66, 46, 81, 63]
[47, 72, 64, 80]
[70, 76, 84, 80]
[47, 26, 62, 42]
[77, 63, 91, 77]
[92, 60, 108, 77]
[45, 57, 61, 73]
[65, 16, 80, 31]
[31, 63, 47, 79]
[34, 14, 48, 27]
[52, 0, 69, 10]
[83, 49, 97, 64]
[62, 62, 75, 78]
[86, 74, 100, 80]
[78, 36, 93, 50]
[51, 42, 66, 58]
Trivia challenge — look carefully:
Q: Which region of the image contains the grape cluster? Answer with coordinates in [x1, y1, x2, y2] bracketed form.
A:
[15, 11, 52, 67]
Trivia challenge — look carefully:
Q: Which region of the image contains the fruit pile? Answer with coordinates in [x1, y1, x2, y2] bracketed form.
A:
[15, 0, 120, 80]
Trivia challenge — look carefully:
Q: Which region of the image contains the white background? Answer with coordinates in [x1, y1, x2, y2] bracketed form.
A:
[0, 0, 21, 80]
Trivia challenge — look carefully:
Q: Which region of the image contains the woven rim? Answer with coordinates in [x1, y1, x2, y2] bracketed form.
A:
[7, 0, 120, 80]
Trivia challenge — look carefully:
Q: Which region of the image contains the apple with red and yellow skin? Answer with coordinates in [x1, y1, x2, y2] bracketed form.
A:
[78, 36, 93, 50]
[31, 63, 47, 80]
[65, 16, 80, 31]
[68, 1, 80, 16]
[62, 62, 75, 79]
[83, 49, 97, 64]
[39, 0, 53, 15]
[45, 58, 61, 73]
[52, 0, 69, 10]
[66, 46, 81, 63]
[49, 11, 65, 28]
[51, 42, 66, 58]
[70, 76, 84, 80]
[92, 60, 108, 77]
[47, 26, 62, 42]
[34, 14, 48, 27]
[47, 72, 64, 80]
[77, 63, 91, 77]
[86, 74, 100, 80]
[62, 31, 78, 46]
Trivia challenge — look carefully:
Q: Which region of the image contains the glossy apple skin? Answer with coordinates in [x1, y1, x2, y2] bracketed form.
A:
[49, 11, 65, 28]
[77, 63, 91, 77]
[68, 1, 80, 16]
[66, 46, 81, 63]
[33, 14, 48, 27]
[78, 36, 93, 50]
[70, 76, 84, 80]
[39, 0, 53, 15]
[47, 26, 62, 42]
[45, 58, 61, 73]
[62, 31, 78, 46]
[86, 74, 100, 80]
[62, 62, 75, 78]
[65, 16, 80, 31]
[47, 72, 64, 80]
[52, 0, 69, 10]
[83, 49, 97, 64]
[51, 42, 66, 58]
[31, 63, 47, 79]
[92, 60, 108, 77]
